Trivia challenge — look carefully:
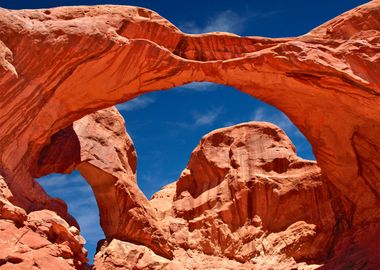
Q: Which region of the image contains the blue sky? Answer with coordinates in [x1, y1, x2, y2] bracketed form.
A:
[118, 85, 315, 197]
[2, 0, 368, 261]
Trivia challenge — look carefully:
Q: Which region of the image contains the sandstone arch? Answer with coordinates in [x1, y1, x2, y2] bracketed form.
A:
[0, 1, 379, 268]
[33, 107, 173, 258]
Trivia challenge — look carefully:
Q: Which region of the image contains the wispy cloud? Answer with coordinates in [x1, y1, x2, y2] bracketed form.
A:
[38, 173, 90, 192]
[250, 107, 304, 138]
[174, 82, 218, 92]
[138, 168, 181, 199]
[181, 10, 246, 34]
[250, 107, 314, 159]
[168, 107, 223, 129]
[180, 10, 280, 35]
[37, 172, 104, 259]
[193, 107, 223, 126]
[223, 121, 236, 127]
[116, 95, 155, 112]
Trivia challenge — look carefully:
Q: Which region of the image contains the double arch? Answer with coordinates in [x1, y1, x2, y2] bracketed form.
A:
[0, 1, 379, 259]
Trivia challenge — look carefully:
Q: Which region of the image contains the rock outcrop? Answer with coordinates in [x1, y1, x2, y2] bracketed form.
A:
[33, 107, 172, 259]
[0, 177, 87, 270]
[167, 123, 340, 263]
[93, 121, 376, 269]
[73, 108, 172, 258]
[95, 122, 348, 269]
[0, 1, 379, 269]
[0, 106, 171, 270]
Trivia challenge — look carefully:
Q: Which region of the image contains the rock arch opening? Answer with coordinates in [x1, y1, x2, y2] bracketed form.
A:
[117, 82, 314, 199]
[37, 172, 104, 260]
[34, 83, 315, 263]
[33, 107, 172, 260]
[0, 2, 378, 269]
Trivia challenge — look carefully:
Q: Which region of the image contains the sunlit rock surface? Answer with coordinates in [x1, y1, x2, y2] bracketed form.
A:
[0, 0, 379, 269]
[0, 177, 87, 269]
[94, 121, 378, 269]
[33, 107, 172, 259]
[168, 123, 338, 262]
[118, 122, 343, 269]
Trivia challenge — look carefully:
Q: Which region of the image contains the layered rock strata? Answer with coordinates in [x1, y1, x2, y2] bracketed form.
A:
[0, 1, 378, 269]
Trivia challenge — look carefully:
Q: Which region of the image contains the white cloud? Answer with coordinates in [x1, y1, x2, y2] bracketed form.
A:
[252, 107, 291, 129]
[180, 10, 281, 35]
[175, 82, 218, 92]
[74, 210, 102, 236]
[181, 10, 246, 34]
[251, 107, 303, 137]
[37, 172, 104, 256]
[168, 107, 223, 129]
[193, 107, 223, 126]
[38, 173, 92, 195]
[223, 121, 236, 127]
[250, 107, 314, 159]
[116, 95, 155, 112]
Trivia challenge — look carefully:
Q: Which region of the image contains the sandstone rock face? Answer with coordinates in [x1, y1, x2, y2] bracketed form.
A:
[92, 122, 360, 269]
[95, 239, 264, 270]
[73, 108, 172, 258]
[0, 176, 87, 270]
[169, 123, 340, 262]
[33, 107, 172, 259]
[0, 1, 378, 269]
[130, 122, 345, 269]
[94, 240, 170, 270]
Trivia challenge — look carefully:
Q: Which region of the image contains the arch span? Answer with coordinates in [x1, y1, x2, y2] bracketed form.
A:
[0, 0, 379, 265]
[33, 107, 173, 258]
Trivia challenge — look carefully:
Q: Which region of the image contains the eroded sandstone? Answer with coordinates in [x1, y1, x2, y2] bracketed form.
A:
[139, 122, 348, 269]
[0, 177, 87, 270]
[0, 1, 379, 269]
[33, 107, 172, 259]
[92, 121, 363, 269]
[169, 123, 340, 261]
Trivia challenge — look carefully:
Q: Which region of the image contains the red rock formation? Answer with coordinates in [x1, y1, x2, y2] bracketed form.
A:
[92, 122, 357, 269]
[170, 123, 339, 261]
[0, 106, 170, 269]
[73, 108, 172, 258]
[94, 239, 261, 270]
[94, 240, 171, 270]
[138, 122, 346, 269]
[33, 107, 172, 259]
[0, 177, 87, 269]
[0, 1, 378, 269]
